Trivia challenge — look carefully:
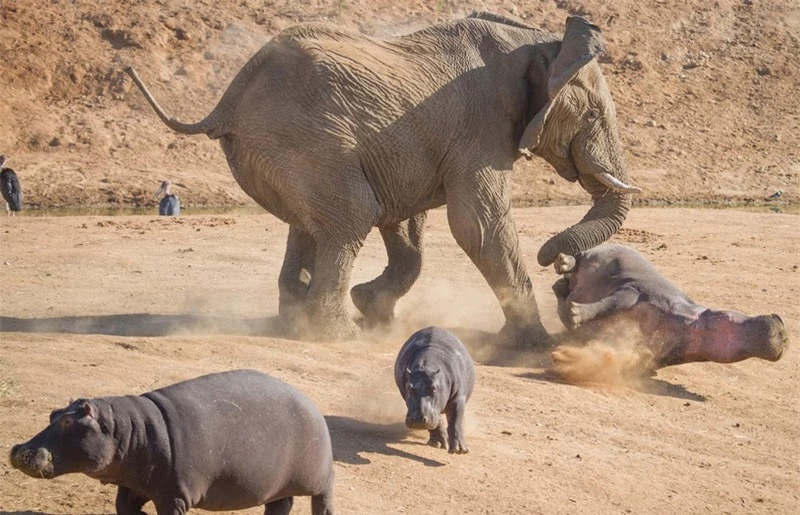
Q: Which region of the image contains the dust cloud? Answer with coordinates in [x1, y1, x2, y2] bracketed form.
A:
[549, 321, 656, 388]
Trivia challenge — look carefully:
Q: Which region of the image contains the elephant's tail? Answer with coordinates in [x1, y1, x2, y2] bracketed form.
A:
[125, 66, 224, 138]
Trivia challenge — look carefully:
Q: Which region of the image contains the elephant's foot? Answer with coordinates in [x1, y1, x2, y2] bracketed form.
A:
[320, 315, 361, 341]
[279, 305, 359, 341]
[497, 320, 553, 349]
[350, 282, 397, 328]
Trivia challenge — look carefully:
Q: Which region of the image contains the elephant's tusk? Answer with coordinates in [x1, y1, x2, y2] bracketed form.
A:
[594, 172, 642, 194]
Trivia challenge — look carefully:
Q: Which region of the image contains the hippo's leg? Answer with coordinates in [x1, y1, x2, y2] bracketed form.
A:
[351, 212, 426, 327]
[116, 487, 149, 515]
[554, 253, 578, 276]
[311, 487, 335, 515]
[427, 422, 448, 450]
[445, 397, 469, 454]
[567, 286, 640, 329]
[553, 278, 574, 329]
[152, 497, 188, 515]
[265, 497, 293, 515]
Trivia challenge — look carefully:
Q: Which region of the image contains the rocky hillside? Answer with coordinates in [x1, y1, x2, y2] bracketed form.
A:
[0, 0, 797, 209]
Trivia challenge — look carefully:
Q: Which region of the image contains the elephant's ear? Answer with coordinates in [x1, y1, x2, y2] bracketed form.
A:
[518, 16, 606, 156]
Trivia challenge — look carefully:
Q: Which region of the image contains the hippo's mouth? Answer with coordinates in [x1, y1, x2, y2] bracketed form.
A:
[10, 446, 56, 479]
[405, 415, 440, 431]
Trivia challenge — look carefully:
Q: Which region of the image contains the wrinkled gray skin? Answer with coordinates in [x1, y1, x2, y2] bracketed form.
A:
[126, 12, 639, 345]
[394, 326, 476, 453]
[10, 370, 334, 515]
[552, 244, 789, 369]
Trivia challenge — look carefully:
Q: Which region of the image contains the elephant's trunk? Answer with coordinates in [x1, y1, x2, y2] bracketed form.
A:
[125, 67, 219, 136]
[537, 187, 631, 266]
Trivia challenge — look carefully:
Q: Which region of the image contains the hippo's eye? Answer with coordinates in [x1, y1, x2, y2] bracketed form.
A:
[586, 109, 600, 123]
[59, 416, 74, 431]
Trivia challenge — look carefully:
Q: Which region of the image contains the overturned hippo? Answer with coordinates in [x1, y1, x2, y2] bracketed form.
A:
[552, 243, 788, 370]
[395, 326, 475, 454]
[10, 369, 334, 515]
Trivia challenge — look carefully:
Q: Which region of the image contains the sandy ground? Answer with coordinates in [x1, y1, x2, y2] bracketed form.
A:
[0, 206, 797, 514]
[1, 0, 798, 209]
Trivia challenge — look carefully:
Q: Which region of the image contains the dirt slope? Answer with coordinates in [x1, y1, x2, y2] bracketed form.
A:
[0, 0, 798, 209]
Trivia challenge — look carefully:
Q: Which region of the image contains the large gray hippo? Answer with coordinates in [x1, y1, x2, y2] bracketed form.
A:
[10, 369, 334, 515]
[551, 244, 788, 370]
[395, 326, 476, 454]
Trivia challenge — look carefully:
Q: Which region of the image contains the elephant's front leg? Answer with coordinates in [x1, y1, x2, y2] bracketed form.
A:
[351, 212, 426, 327]
[278, 225, 316, 334]
[446, 171, 550, 348]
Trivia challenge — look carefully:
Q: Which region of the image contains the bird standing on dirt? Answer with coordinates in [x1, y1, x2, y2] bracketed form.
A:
[0, 154, 23, 216]
[765, 190, 783, 201]
[153, 179, 180, 216]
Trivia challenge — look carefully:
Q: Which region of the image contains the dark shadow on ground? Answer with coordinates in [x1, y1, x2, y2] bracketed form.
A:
[516, 370, 707, 402]
[325, 415, 446, 467]
[0, 314, 285, 338]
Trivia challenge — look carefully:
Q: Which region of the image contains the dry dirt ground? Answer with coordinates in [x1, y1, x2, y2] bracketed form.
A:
[0, 207, 798, 514]
[0, 1, 799, 514]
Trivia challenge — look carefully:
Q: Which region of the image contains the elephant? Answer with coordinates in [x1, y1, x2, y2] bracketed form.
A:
[126, 11, 639, 346]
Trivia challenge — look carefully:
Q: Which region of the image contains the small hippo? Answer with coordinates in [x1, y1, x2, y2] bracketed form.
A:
[394, 326, 475, 454]
[10, 369, 334, 515]
[552, 243, 788, 370]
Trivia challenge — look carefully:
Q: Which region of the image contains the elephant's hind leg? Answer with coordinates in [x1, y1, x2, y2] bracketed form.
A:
[278, 226, 316, 334]
[351, 212, 426, 327]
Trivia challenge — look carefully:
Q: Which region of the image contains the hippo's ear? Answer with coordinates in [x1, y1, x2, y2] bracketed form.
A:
[78, 400, 96, 419]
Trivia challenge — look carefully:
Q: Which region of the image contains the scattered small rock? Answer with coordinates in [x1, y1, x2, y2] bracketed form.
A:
[173, 27, 189, 41]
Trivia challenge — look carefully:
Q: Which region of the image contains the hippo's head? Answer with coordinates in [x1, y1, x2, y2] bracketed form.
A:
[10, 399, 115, 479]
[661, 310, 789, 367]
[403, 367, 445, 431]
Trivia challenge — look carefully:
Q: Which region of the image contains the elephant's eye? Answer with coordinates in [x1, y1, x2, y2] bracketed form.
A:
[586, 109, 600, 123]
